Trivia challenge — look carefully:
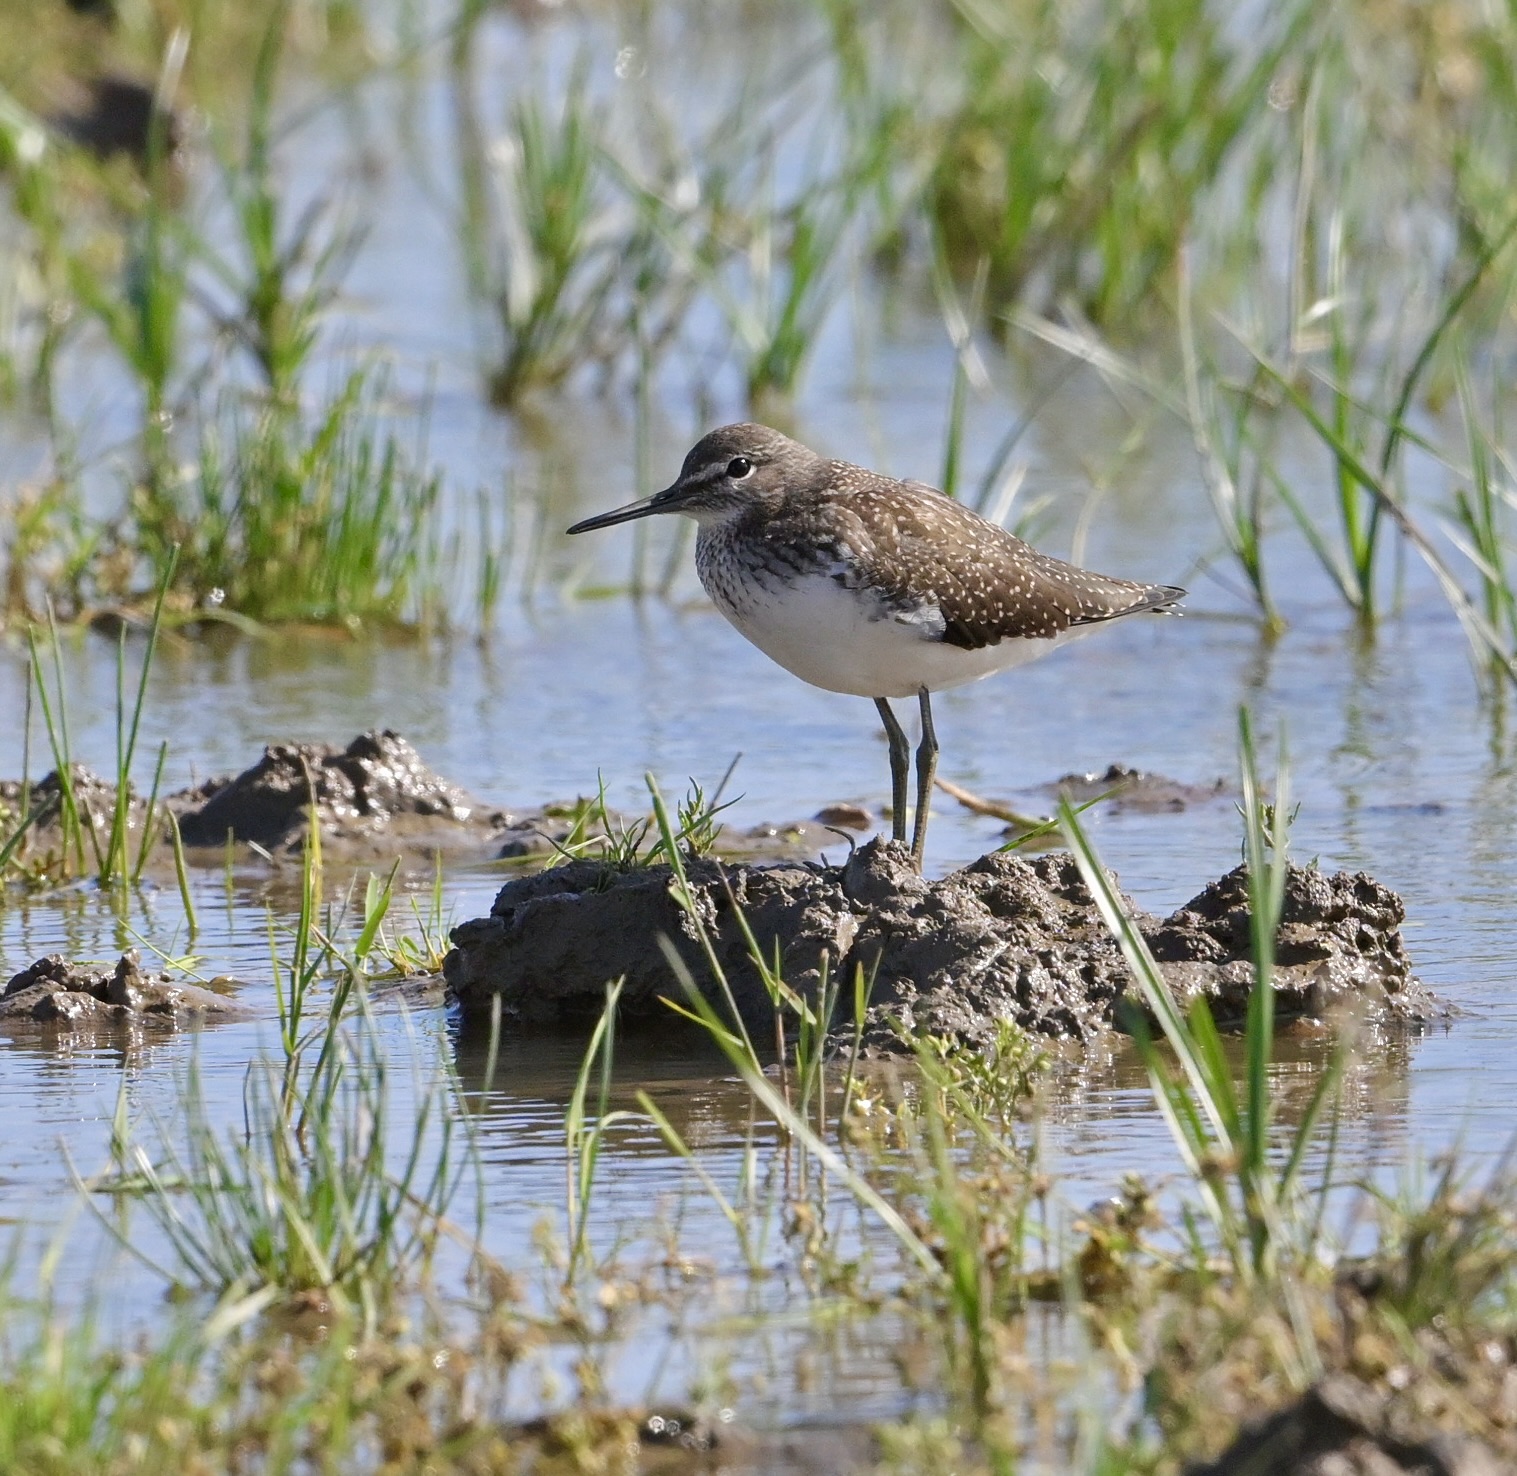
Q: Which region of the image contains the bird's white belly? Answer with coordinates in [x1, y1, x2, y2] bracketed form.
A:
[708, 570, 1066, 699]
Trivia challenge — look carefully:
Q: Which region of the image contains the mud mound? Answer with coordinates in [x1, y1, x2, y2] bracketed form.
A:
[0, 950, 249, 1028]
[444, 839, 1435, 1049]
[1148, 864, 1415, 1022]
[0, 764, 142, 837]
[1188, 1374, 1506, 1475]
[174, 730, 504, 857]
[447, 854, 857, 1026]
[1053, 762, 1229, 813]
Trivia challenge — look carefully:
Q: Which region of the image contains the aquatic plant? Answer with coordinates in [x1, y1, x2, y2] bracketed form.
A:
[456, 70, 619, 405]
[533, 768, 740, 871]
[1062, 713, 1337, 1287]
[4, 566, 187, 905]
[83, 834, 478, 1325]
[170, 367, 445, 626]
[928, 0, 1311, 326]
[1177, 250, 1281, 630]
[564, 978, 635, 1282]
[1448, 351, 1517, 689]
[335, 857, 455, 980]
[199, 4, 361, 401]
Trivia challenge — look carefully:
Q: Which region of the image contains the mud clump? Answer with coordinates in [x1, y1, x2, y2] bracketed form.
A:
[1148, 864, 1417, 1023]
[444, 840, 1436, 1049]
[1, 732, 513, 871]
[0, 951, 250, 1028]
[174, 730, 506, 859]
[447, 856, 858, 1026]
[1053, 762, 1229, 813]
[0, 764, 145, 843]
[1188, 1373, 1507, 1475]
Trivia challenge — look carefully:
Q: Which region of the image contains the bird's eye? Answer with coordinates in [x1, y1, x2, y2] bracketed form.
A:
[726, 457, 754, 479]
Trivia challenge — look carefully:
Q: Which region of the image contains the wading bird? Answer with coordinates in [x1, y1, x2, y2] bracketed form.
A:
[568, 424, 1184, 868]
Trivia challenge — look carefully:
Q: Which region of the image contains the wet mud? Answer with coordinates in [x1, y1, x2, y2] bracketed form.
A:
[5, 731, 514, 870]
[173, 730, 506, 860]
[1190, 1372, 1509, 1475]
[444, 838, 1436, 1050]
[0, 950, 249, 1028]
[1051, 762, 1231, 813]
[2, 730, 868, 874]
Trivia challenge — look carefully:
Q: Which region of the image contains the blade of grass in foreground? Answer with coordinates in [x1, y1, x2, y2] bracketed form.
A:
[564, 978, 639, 1283]
[642, 778, 940, 1281]
[1059, 709, 1340, 1289]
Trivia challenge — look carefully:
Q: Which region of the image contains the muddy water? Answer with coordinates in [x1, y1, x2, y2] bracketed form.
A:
[2, 0, 1516, 1440]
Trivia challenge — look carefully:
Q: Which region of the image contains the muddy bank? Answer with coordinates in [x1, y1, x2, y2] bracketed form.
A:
[444, 839, 1436, 1049]
[0, 951, 250, 1028]
[1051, 762, 1230, 813]
[2, 730, 867, 872]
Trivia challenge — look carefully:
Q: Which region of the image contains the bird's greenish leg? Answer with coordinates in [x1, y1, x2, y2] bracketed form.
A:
[874, 697, 910, 845]
[911, 687, 938, 869]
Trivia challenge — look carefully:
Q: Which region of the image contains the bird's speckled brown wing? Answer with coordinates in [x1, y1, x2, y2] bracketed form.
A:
[781, 465, 1184, 651]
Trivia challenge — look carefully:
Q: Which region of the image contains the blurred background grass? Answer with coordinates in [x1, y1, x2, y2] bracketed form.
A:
[0, 0, 1513, 672]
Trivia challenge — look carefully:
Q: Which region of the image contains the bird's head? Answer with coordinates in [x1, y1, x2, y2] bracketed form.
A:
[566, 423, 820, 534]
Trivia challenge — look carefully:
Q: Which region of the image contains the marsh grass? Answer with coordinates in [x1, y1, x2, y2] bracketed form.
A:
[1178, 250, 1281, 628]
[467, 76, 619, 406]
[172, 367, 446, 625]
[930, 0, 1312, 327]
[337, 856, 454, 980]
[82, 831, 478, 1326]
[3, 564, 185, 901]
[1063, 713, 1339, 1293]
[533, 768, 739, 871]
[564, 978, 637, 1281]
[711, 166, 870, 409]
[1244, 337, 1517, 684]
[1446, 350, 1517, 689]
[198, 4, 361, 402]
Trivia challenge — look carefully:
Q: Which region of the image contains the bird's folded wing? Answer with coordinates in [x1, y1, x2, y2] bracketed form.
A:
[812, 485, 1178, 652]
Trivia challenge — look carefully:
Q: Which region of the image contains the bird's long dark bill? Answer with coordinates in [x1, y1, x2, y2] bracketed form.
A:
[565, 486, 677, 534]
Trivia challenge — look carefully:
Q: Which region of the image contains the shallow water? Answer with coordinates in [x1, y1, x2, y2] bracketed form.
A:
[2, 0, 1516, 1446]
